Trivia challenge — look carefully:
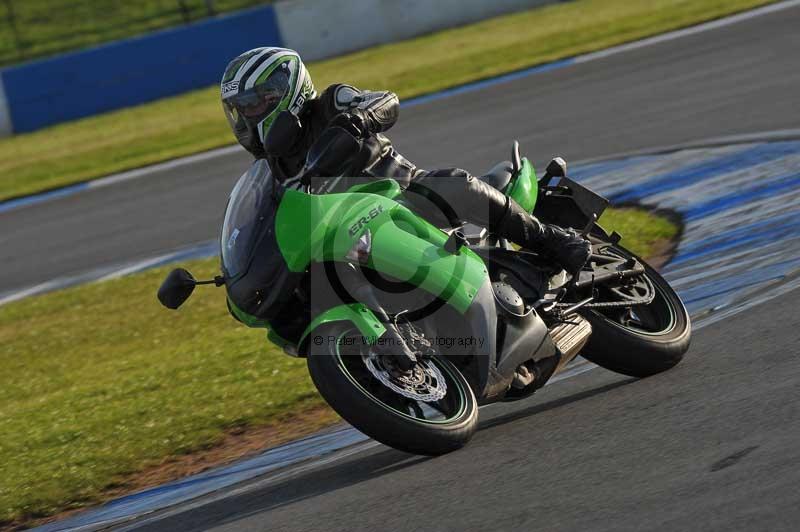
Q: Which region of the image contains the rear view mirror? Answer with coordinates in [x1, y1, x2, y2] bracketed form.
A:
[157, 268, 197, 309]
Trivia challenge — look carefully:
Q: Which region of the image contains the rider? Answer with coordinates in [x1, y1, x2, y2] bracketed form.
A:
[220, 47, 591, 275]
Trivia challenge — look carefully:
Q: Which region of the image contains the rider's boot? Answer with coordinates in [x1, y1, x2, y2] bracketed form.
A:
[408, 169, 591, 274]
[497, 200, 592, 275]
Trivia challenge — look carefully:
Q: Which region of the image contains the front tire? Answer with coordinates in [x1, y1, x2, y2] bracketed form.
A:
[307, 323, 478, 455]
[581, 245, 691, 377]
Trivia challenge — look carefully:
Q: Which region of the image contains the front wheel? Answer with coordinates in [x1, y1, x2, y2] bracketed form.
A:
[306, 323, 478, 455]
[580, 244, 691, 377]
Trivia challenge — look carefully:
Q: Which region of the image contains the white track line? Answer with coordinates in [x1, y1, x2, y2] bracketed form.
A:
[87, 145, 245, 189]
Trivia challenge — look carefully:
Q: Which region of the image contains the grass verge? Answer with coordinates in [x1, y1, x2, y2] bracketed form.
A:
[0, 206, 677, 526]
[0, 0, 778, 201]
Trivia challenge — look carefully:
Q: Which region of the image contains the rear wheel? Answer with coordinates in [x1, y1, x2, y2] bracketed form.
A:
[306, 323, 478, 455]
[580, 244, 691, 377]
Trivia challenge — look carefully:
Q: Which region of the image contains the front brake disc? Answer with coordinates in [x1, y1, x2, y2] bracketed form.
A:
[364, 353, 447, 402]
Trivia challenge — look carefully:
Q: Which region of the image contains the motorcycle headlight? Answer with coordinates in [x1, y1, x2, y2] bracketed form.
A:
[345, 229, 372, 265]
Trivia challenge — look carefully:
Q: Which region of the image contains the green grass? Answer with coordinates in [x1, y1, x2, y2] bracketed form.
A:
[599, 208, 679, 254]
[0, 207, 676, 525]
[0, 0, 778, 202]
[0, 257, 315, 525]
[0, 0, 271, 67]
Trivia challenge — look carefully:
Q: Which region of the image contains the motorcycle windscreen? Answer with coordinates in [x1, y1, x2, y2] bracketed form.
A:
[221, 160, 278, 277]
[221, 159, 302, 319]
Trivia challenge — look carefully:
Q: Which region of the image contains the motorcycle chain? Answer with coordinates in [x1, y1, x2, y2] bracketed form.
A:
[554, 276, 656, 309]
[553, 294, 655, 310]
[554, 260, 657, 310]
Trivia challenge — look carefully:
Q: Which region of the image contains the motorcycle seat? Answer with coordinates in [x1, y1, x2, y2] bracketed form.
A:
[479, 160, 514, 192]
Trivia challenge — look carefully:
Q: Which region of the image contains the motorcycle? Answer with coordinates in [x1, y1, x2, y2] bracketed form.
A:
[158, 127, 691, 455]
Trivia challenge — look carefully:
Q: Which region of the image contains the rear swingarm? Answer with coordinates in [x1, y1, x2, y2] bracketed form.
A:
[573, 262, 645, 289]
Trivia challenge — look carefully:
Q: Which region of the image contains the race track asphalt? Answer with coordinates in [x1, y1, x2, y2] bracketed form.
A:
[133, 285, 800, 532]
[2, 2, 800, 296]
[13, 3, 800, 531]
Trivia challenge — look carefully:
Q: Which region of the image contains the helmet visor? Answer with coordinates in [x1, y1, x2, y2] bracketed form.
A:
[224, 68, 291, 128]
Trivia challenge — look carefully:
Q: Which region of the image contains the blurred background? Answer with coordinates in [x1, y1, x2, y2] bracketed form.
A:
[0, 0, 270, 66]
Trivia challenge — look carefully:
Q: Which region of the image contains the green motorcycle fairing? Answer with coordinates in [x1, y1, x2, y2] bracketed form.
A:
[296, 302, 387, 352]
[224, 156, 539, 361]
[274, 183, 489, 316]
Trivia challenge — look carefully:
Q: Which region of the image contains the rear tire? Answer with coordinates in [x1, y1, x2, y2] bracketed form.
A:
[307, 323, 478, 455]
[581, 246, 691, 377]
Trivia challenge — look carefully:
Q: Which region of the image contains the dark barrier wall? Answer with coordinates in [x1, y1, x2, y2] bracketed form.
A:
[1, 5, 282, 133]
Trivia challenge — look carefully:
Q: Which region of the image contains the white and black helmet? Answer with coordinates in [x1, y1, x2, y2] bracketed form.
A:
[221, 47, 316, 156]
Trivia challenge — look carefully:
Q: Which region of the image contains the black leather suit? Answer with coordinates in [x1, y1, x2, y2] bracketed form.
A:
[266, 84, 522, 236]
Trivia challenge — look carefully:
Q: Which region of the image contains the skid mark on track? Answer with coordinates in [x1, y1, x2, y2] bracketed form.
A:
[710, 446, 760, 472]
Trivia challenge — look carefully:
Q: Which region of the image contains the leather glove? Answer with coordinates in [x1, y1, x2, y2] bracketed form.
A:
[329, 111, 369, 139]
